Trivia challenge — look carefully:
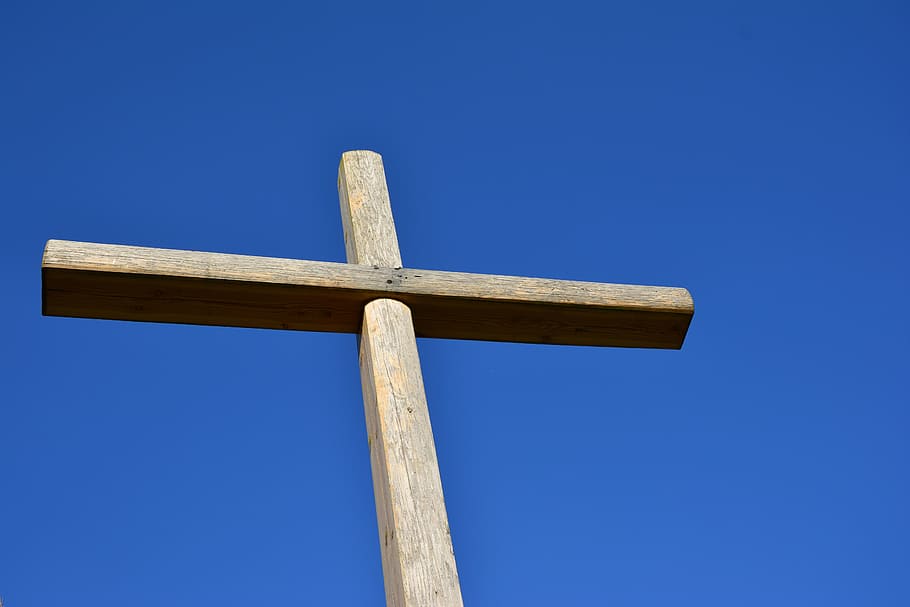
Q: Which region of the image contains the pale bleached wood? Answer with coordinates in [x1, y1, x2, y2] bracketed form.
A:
[338, 150, 401, 268]
[42, 239, 693, 348]
[339, 150, 463, 606]
[40, 150, 695, 604]
[360, 299, 461, 606]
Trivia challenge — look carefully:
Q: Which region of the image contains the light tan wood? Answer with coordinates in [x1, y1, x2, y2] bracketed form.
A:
[42, 240, 693, 348]
[40, 150, 695, 604]
[339, 150, 463, 606]
[360, 299, 461, 606]
[338, 150, 402, 268]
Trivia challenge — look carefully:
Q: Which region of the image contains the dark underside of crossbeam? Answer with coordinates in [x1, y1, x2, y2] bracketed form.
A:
[42, 240, 693, 348]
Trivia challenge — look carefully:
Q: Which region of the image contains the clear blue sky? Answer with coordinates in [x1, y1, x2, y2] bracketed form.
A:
[2, 1, 908, 605]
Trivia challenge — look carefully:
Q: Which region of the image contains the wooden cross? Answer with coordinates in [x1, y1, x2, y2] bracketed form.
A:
[42, 150, 693, 606]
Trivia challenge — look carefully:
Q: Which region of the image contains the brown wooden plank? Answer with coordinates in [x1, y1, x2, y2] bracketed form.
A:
[42, 239, 693, 348]
[340, 150, 463, 606]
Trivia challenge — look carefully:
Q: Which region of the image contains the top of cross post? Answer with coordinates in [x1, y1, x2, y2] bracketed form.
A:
[337, 150, 402, 268]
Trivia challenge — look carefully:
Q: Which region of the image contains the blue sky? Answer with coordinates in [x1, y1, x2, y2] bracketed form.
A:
[2, 1, 908, 605]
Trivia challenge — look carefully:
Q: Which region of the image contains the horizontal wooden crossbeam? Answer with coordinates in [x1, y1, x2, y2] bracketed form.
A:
[42, 239, 693, 348]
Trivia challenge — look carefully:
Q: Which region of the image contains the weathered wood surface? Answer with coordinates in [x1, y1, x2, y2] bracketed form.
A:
[359, 299, 461, 606]
[42, 240, 693, 348]
[340, 151, 463, 606]
[338, 149, 402, 268]
[40, 149, 694, 605]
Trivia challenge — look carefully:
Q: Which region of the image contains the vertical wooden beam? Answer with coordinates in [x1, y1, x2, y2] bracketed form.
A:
[338, 151, 463, 606]
[338, 150, 402, 268]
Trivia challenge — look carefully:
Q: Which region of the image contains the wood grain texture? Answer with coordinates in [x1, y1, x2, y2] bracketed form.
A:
[42, 239, 693, 348]
[339, 150, 463, 606]
[338, 150, 402, 268]
[41, 150, 694, 605]
[359, 299, 462, 606]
